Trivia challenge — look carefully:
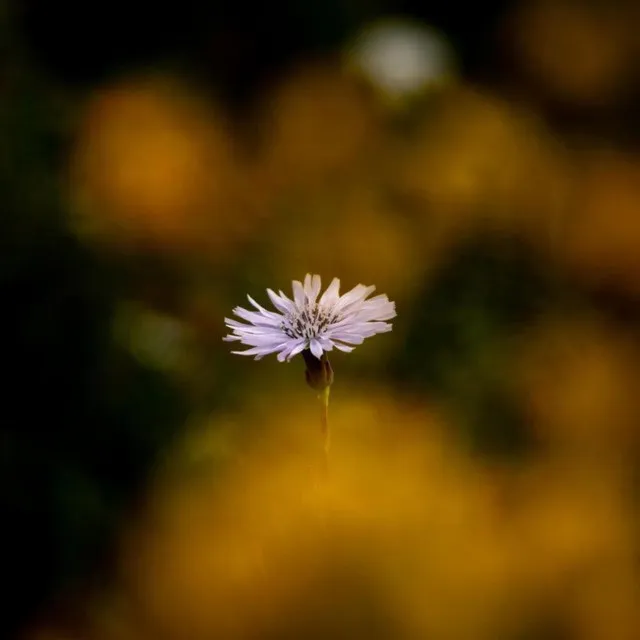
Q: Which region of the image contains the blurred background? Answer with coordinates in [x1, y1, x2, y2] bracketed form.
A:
[2, 0, 640, 638]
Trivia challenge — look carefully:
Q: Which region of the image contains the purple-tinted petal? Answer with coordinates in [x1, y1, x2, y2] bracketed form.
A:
[333, 343, 355, 352]
[233, 306, 281, 327]
[319, 277, 341, 306]
[267, 289, 294, 314]
[309, 338, 323, 359]
[292, 280, 306, 309]
[335, 284, 376, 314]
[247, 295, 282, 320]
[306, 274, 322, 303]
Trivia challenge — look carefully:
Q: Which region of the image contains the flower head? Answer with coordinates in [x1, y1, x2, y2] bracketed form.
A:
[224, 274, 396, 362]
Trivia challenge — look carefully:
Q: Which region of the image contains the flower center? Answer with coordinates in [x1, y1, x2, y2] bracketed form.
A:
[282, 303, 339, 339]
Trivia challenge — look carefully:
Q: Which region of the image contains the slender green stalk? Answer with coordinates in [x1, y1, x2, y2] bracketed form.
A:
[320, 384, 331, 454]
[302, 349, 333, 475]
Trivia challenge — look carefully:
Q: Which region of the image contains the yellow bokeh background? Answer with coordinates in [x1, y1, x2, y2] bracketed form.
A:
[19, 2, 640, 638]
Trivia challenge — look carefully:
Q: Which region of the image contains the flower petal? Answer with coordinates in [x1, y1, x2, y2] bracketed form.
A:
[230, 333, 288, 347]
[335, 284, 376, 314]
[247, 295, 282, 320]
[309, 338, 323, 359]
[292, 280, 306, 309]
[319, 277, 341, 307]
[328, 332, 365, 345]
[286, 340, 308, 361]
[345, 296, 396, 322]
[267, 289, 293, 314]
[306, 274, 322, 304]
[231, 345, 279, 357]
[233, 306, 281, 327]
[225, 319, 282, 336]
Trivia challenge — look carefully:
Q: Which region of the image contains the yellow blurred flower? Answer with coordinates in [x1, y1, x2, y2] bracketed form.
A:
[106, 389, 524, 639]
[514, 315, 640, 455]
[273, 182, 421, 293]
[254, 62, 382, 196]
[69, 75, 249, 260]
[392, 86, 571, 251]
[509, 459, 637, 638]
[561, 152, 640, 295]
[50, 383, 640, 640]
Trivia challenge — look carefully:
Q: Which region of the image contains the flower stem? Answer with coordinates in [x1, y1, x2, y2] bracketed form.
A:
[320, 384, 331, 454]
[302, 350, 333, 476]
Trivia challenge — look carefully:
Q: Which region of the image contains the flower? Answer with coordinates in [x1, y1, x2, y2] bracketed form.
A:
[224, 274, 396, 362]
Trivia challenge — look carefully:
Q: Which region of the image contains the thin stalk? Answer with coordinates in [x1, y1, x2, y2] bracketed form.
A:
[320, 384, 331, 454]
[302, 349, 333, 478]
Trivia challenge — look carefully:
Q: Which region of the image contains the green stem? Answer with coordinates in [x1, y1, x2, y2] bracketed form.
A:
[320, 384, 331, 454]
[302, 349, 333, 475]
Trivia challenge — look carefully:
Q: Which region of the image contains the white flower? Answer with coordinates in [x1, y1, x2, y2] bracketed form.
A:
[224, 274, 396, 362]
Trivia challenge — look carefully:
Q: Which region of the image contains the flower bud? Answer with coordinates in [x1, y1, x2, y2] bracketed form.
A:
[302, 350, 334, 391]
